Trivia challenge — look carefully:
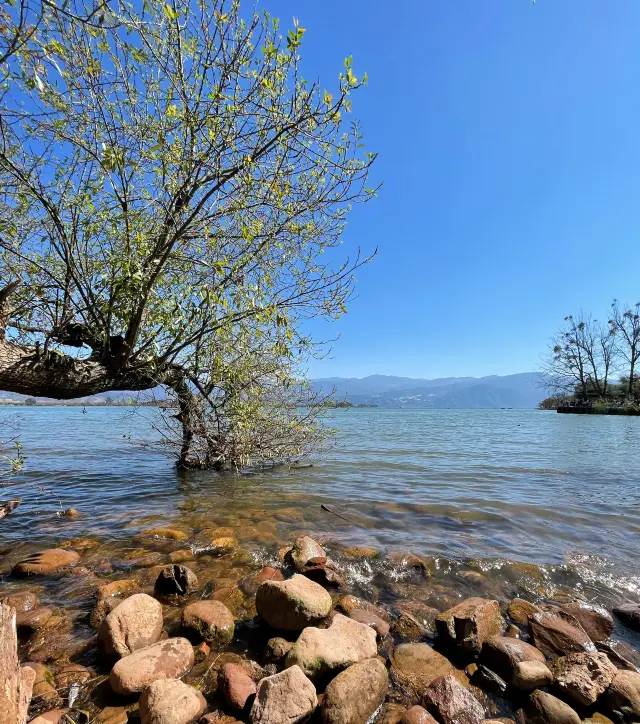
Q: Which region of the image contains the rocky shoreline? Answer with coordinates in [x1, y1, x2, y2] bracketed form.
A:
[1, 531, 639, 724]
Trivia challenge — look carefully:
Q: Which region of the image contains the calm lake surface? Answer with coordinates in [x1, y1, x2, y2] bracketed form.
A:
[1, 406, 639, 623]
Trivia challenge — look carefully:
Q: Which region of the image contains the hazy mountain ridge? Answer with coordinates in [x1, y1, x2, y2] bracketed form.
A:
[312, 372, 549, 408]
[0, 373, 549, 408]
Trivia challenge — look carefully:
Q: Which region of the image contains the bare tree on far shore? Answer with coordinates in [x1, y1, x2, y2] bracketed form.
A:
[609, 300, 640, 399]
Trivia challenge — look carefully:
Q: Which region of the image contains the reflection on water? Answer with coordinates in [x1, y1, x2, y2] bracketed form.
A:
[0, 406, 639, 632]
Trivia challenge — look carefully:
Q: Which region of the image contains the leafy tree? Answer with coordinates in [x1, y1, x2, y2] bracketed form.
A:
[0, 0, 377, 467]
[23, 397, 36, 405]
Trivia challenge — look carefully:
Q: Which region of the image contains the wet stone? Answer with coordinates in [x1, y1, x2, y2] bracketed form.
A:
[219, 662, 258, 713]
[389, 643, 457, 704]
[549, 651, 617, 707]
[0, 590, 39, 612]
[613, 603, 640, 632]
[515, 690, 580, 724]
[436, 598, 504, 656]
[322, 658, 389, 724]
[289, 536, 326, 571]
[154, 564, 199, 596]
[529, 609, 595, 658]
[422, 674, 484, 724]
[392, 602, 439, 641]
[346, 607, 390, 638]
[559, 602, 614, 643]
[600, 669, 640, 721]
[512, 660, 554, 690]
[507, 599, 541, 626]
[401, 706, 439, 724]
[182, 600, 235, 646]
[12, 549, 81, 577]
[479, 637, 546, 681]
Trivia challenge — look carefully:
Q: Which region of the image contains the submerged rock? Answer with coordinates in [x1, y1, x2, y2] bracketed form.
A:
[285, 613, 377, 678]
[12, 549, 81, 576]
[181, 600, 235, 646]
[264, 637, 294, 665]
[422, 675, 484, 724]
[0, 590, 39, 612]
[389, 643, 457, 704]
[549, 651, 617, 707]
[28, 711, 70, 724]
[255, 574, 332, 630]
[139, 527, 189, 541]
[98, 593, 164, 658]
[250, 665, 317, 724]
[322, 658, 389, 724]
[139, 678, 207, 724]
[613, 604, 640, 632]
[392, 602, 439, 641]
[109, 637, 195, 695]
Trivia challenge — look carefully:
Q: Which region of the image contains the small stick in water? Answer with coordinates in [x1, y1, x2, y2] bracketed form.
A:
[321, 503, 356, 524]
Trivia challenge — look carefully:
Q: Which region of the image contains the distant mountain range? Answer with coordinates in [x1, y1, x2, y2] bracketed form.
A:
[0, 372, 551, 409]
[312, 373, 550, 409]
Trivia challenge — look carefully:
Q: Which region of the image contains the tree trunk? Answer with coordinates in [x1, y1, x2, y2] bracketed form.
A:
[0, 282, 210, 468]
[0, 604, 35, 724]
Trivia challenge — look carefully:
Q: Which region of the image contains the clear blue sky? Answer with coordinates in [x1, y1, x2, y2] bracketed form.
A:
[267, 0, 640, 379]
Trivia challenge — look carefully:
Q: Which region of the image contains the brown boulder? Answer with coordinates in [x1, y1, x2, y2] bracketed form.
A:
[98, 593, 164, 658]
[549, 652, 616, 707]
[600, 670, 640, 722]
[255, 574, 332, 631]
[422, 675, 484, 724]
[25, 661, 60, 708]
[139, 678, 207, 724]
[507, 599, 541, 626]
[110, 637, 195, 695]
[322, 658, 389, 724]
[28, 711, 70, 724]
[559, 603, 614, 643]
[12, 549, 80, 576]
[219, 663, 258, 713]
[154, 565, 198, 596]
[338, 595, 390, 622]
[479, 637, 546, 681]
[286, 614, 377, 679]
[289, 536, 326, 571]
[0, 590, 39, 612]
[529, 610, 595, 658]
[596, 640, 640, 671]
[512, 661, 554, 691]
[515, 690, 580, 724]
[389, 643, 456, 704]
[347, 608, 390, 638]
[182, 600, 235, 646]
[250, 665, 317, 724]
[16, 606, 53, 632]
[436, 598, 504, 655]
[401, 706, 439, 724]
